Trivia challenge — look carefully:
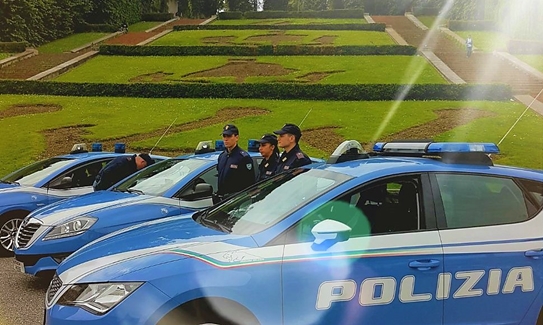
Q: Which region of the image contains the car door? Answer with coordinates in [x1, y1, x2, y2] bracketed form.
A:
[45, 159, 111, 204]
[432, 173, 543, 324]
[280, 174, 444, 325]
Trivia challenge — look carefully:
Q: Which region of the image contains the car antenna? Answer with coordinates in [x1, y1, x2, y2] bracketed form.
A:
[149, 117, 178, 154]
[497, 87, 543, 147]
[299, 108, 313, 127]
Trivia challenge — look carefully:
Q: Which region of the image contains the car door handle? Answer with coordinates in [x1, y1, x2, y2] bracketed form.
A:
[525, 249, 543, 258]
[408, 260, 440, 271]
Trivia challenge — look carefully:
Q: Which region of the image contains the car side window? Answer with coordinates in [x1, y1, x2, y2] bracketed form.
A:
[435, 174, 534, 229]
[48, 160, 109, 189]
[175, 167, 218, 199]
[284, 176, 422, 244]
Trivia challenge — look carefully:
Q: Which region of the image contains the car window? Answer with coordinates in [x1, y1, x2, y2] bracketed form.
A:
[517, 178, 543, 213]
[195, 169, 352, 235]
[435, 174, 532, 228]
[48, 159, 110, 189]
[175, 166, 218, 199]
[285, 176, 422, 243]
[1, 157, 74, 187]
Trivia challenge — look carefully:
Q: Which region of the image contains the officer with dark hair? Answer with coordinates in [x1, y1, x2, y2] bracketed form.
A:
[256, 133, 279, 182]
[93, 153, 155, 191]
[274, 123, 311, 172]
[215, 124, 255, 203]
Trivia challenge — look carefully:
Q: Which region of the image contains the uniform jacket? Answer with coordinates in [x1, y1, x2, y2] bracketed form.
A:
[93, 155, 137, 191]
[217, 145, 255, 195]
[257, 155, 279, 182]
[275, 144, 312, 173]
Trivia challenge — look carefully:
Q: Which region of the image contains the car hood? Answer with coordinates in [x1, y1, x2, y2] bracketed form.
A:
[0, 186, 48, 206]
[31, 191, 145, 225]
[0, 182, 19, 190]
[58, 215, 257, 284]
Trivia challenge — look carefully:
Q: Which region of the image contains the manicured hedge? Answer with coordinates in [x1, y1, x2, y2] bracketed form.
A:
[412, 6, 441, 16]
[218, 9, 365, 19]
[0, 42, 27, 53]
[99, 44, 417, 56]
[507, 40, 543, 55]
[448, 20, 496, 31]
[75, 22, 118, 33]
[141, 13, 175, 21]
[0, 80, 512, 101]
[173, 23, 385, 31]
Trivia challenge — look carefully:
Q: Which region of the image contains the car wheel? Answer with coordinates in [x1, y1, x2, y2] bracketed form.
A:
[0, 214, 25, 256]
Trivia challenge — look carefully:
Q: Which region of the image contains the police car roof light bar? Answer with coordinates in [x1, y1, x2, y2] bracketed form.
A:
[247, 139, 259, 153]
[91, 143, 103, 152]
[328, 140, 369, 164]
[195, 141, 215, 155]
[70, 143, 88, 154]
[114, 143, 126, 154]
[215, 140, 225, 152]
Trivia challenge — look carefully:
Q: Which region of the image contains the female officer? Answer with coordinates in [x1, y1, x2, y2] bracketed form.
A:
[256, 133, 279, 182]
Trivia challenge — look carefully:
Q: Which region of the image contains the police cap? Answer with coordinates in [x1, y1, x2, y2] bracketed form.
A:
[274, 123, 301, 138]
[139, 153, 155, 166]
[222, 124, 239, 136]
[255, 134, 278, 146]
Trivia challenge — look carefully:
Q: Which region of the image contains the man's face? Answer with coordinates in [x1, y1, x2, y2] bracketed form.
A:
[277, 133, 294, 149]
[222, 133, 239, 149]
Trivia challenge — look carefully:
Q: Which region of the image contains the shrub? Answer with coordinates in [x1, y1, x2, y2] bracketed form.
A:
[217, 9, 364, 19]
[173, 23, 385, 31]
[141, 13, 175, 21]
[0, 42, 27, 53]
[75, 22, 118, 33]
[448, 20, 496, 31]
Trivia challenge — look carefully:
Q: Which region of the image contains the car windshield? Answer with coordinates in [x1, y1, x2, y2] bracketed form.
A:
[114, 158, 208, 196]
[0, 157, 74, 187]
[196, 169, 352, 235]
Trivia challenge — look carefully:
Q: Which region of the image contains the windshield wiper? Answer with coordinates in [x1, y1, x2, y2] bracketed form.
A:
[126, 189, 145, 195]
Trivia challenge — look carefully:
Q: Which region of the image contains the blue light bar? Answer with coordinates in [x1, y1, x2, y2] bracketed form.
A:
[91, 143, 102, 152]
[427, 143, 499, 154]
[247, 139, 259, 152]
[215, 140, 225, 152]
[114, 143, 126, 153]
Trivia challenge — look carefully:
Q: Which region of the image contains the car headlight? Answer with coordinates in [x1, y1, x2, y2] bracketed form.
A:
[57, 282, 142, 315]
[43, 217, 97, 240]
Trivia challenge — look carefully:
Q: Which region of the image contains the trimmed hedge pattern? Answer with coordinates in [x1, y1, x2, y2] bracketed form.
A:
[99, 44, 417, 56]
[75, 22, 118, 33]
[0, 42, 27, 53]
[0, 80, 512, 101]
[173, 23, 385, 31]
[218, 9, 365, 19]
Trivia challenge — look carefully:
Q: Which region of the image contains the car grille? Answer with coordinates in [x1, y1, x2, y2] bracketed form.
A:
[46, 274, 63, 305]
[17, 220, 41, 248]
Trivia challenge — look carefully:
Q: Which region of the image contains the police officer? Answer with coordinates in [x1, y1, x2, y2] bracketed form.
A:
[215, 124, 255, 202]
[93, 153, 155, 191]
[274, 123, 311, 172]
[256, 133, 279, 182]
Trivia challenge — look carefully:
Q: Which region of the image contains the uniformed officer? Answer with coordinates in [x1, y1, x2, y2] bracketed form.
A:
[274, 123, 312, 172]
[256, 133, 279, 182]
[93, 153, 155, 191]
[215, 124, 255, 202]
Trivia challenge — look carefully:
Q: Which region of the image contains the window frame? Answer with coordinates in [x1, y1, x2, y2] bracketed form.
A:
[46, 158, 114, 190]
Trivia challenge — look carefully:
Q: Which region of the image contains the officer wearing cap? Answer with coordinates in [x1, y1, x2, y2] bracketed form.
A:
[256, 133, 279, 182]
[215, 124, 255, 202]
[93, 153, 155, 191]
[274, 123, 311, 172]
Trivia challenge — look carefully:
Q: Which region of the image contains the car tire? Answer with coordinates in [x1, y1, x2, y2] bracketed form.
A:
[0, 212, 26, 257]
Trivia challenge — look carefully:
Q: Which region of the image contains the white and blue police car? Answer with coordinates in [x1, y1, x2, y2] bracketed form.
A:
[14, 140, 264, 277]
[0, 143, 165, 256]
[44, 140, 543, 325]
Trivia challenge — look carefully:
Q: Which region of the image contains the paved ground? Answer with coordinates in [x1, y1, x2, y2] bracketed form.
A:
[0, 257, 48, 325]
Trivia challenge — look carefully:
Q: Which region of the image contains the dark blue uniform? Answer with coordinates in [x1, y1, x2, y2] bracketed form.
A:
[275, 144, 311, 173]
[216, 145, 255, 197]
[93, 155, 136, 191]
[257, 156, 278, 182]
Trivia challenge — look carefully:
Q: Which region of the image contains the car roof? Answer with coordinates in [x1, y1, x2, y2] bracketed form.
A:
[174, 150, 261, 161]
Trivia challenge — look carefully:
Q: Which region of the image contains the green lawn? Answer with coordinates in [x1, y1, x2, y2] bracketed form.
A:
[0, 95, 541, 175]
[129, 21, 162, 32]
[149, 30, 394, 46]
[516, 55, 543, 73]
[55, 55, 447, 84]
[455, 31, 509, 52]
[38, 33, 110, 53]
[211, 18, 367, 25]
[416, 15, 448, 29]
[0, 53, 11, 60]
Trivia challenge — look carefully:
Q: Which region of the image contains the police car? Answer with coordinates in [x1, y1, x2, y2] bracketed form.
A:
[44, 140, 543, 325]
[0, 143, 164, 256]
[14, 140, 264, 277]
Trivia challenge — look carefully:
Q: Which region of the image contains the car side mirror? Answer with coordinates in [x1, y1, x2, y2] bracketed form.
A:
[311, 219, 351, 246]
[180, 183, 213, 201]
[61, 176, 72, 185]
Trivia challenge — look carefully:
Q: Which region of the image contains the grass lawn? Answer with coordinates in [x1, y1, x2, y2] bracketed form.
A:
[455, 31, 509, 52]
[55, 55, 446, 84]
[416, 15, 448, 29]
[149, 30, 394, 46]
[129, 21, 162, 32]
[0, 95, 541, 175]
[38, 33, 110, 53]
[210, 18, 367, 25]
[0, 53, 11, 60]
[516, 55, 543, 73]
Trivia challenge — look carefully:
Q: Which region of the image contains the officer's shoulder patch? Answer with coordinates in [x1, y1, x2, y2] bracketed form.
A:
[246, 163, 252, 170]
[240, 151, 248, 157]
[296, 152, 304, 159]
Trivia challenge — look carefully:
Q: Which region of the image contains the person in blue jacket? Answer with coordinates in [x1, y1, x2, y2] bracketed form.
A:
[93, 153, 155, 191]
[215, 124, 255, 203]
[274, 123, 312, 173]
[256, 133, 279, 182]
